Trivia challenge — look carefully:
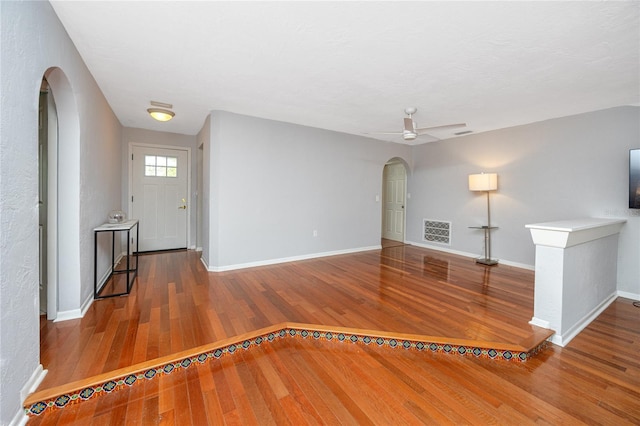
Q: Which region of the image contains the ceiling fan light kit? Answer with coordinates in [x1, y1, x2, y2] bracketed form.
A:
[403, 132, 417, 140]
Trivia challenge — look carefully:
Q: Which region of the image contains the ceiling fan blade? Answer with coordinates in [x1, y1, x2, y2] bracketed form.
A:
[415, 123, 466, 135]
[404, 118, 414, 132]
[364, 131, 404, 135]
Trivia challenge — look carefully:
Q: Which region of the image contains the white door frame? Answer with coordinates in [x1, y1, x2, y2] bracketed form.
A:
[45, 89, 58, 320]
[39, 84, 59, 320]
[128, 142, 192, 250]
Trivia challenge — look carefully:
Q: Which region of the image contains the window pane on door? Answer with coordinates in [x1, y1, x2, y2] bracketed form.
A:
[144, 155, 178, 178]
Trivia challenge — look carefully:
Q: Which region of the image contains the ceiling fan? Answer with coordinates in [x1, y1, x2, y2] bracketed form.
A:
[370, 107, 466, 141]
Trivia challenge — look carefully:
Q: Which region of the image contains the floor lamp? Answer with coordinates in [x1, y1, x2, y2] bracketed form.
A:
[469, 173, 498, 266]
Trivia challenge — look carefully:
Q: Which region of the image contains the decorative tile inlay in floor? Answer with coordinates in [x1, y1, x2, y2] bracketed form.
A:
[26, 323, 551, 416]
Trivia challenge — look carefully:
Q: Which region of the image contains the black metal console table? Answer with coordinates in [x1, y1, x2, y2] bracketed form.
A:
[93, 219, 139, 299]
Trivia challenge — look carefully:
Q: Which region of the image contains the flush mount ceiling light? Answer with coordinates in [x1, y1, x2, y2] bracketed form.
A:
[147, 108, 175, 121]
[147, 101, 175, 122]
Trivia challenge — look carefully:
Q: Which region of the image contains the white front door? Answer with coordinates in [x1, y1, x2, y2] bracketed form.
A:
[382, 162, 406, 242]
[131, 146, 188, 251]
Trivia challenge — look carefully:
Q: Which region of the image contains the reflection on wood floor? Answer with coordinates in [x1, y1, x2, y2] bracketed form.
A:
[29, 245, 640, 424]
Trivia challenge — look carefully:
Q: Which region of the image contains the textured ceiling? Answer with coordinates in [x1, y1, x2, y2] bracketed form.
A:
[50, 1, 639, 144]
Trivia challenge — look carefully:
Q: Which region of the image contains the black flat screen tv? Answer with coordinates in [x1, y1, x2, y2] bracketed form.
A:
[630, 149, 640, 209]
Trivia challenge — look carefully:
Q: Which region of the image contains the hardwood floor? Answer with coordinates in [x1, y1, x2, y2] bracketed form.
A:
[28, 245, 640, 424]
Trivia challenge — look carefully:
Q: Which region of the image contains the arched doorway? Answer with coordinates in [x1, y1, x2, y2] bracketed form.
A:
[38, 78, 58, 318]
[39, 67, 81, 321]
[381, 158, 408, 245]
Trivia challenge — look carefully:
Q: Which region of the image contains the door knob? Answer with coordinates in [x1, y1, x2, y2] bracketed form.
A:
[179, 205, 187, 210]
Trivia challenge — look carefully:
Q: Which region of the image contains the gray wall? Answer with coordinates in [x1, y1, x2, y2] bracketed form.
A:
[121, 127, 198, 247]
[198, 115, 212, 264]
[202, 111, 412, 269]
[0, 1, 122, 423]
[1, 3, 638, 424]
[407, 106, 640, 295]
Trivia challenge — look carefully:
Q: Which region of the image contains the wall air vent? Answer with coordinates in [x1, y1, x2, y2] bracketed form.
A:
[423, 219, 451, 245]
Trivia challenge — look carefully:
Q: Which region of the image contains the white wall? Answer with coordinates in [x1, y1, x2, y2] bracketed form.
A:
[407, 106, 640, 295]
[0, 2, 122, 423]
[121, 127, 198, 248]
[202, 111, 412, 270]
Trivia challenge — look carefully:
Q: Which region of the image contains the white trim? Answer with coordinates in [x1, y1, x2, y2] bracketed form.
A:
[13, 365, 48, 425]
[20, 364, 47, 403]
[407, 240, 535, 271]
[55, 291, 93, 322]
[207, 246, 381, 272]
[200, 255, 209, 270]
[489, 258, 533, 270]
[408, 240, 473, 257]
[128, 142, 192, 249]
[46, 90, 58, 321]
[9, 409, 27, 426]
[617, 290, 640, 301]
[529, 317, 551, 329]
[54, 307, 82, 322]
[548, 292, 618, 347]
[526, 218, 626, 248]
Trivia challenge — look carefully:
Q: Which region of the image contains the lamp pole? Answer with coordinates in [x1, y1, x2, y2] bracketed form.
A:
[468, 172, 498, 266]
[486, 190, 491, 261]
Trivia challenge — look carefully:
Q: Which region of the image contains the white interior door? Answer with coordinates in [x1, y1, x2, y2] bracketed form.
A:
[383, 162, 406, 242]
[132, 146, 188, 251]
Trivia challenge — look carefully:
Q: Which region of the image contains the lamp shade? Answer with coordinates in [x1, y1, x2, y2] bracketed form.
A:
[469, 173, 498, 191]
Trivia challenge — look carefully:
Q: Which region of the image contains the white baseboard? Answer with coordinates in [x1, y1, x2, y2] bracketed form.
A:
[406, 240, 535, 271]
[207, 245, 381, 272]
[550, 292, 618, 347]
[55, 308, 81, 322]
[203, 242, 535, 273]
[80, 292, 94, 315]
[200, 255, 209, 270]
[54, 293, 93, 322]
[529, 317, 551, 329]
[617, 290, 640, 301]
[20, 364, 47, 402]
[9, 408, 27, 426]
[54, 252, 123, 322]
[12, 364, 48, 425]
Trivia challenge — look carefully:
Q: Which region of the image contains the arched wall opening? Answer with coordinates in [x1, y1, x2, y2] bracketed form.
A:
[42, 67, 81, 320]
